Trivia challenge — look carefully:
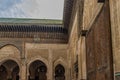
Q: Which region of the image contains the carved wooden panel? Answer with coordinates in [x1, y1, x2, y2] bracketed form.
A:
[0, 25, 68, 43]
[86, 0, 113, 80]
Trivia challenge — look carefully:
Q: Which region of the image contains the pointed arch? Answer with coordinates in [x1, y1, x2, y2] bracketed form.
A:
[54, 57, 68, 80]
[0, 44, 21, 52]
[54, 57, 67, 68]
[26, 56, 49, 80]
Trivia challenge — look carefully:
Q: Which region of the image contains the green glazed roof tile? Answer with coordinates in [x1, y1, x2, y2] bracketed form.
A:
[0, 18, 63, 24]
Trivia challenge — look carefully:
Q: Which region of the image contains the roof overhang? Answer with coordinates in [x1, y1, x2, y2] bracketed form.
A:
[63, 0, 74, 29]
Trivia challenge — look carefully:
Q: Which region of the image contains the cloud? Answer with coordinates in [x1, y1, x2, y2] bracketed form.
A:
[0, 0, 64, 19]
[0, 0, 26, 18]
[0, 0, 22, 11]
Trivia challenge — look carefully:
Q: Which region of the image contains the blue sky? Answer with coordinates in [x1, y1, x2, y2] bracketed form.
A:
[0, 0, 64, 19]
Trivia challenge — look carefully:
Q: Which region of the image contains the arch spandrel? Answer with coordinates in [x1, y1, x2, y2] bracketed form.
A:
[27, 56, 49, 68]
[54, 57, 67, 68]
[0, 45, 21, 59]
[0, 43, 22, 53]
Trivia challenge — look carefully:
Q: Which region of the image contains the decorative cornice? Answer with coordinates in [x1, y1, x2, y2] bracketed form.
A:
[0, 24, 67, 33]
[0, 24, 68, 43]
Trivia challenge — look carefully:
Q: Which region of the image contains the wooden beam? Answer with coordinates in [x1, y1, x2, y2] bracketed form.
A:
[98, 0, 105, 3]
[81, 30, 88, 36]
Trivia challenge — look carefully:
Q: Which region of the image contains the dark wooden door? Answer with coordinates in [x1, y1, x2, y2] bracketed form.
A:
[86, 0, 113, 80]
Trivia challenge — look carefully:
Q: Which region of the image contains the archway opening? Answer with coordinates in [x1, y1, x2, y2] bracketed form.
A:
[55, 64, 65, 80]
[29, 60, 47, 80]
[12, 66, 20, 80]
[0, 60, 20, 80]
[0, 65, 7, 80]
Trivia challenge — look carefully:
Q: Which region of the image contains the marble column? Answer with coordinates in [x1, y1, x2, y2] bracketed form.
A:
[79, 36, 87, 80]
[48, 49, 53, 80]
[21, 59, 27, 80]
